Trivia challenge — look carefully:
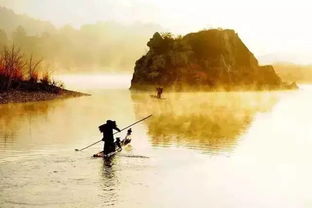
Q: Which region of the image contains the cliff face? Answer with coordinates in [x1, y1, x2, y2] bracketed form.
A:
[130, 29, 296, 90]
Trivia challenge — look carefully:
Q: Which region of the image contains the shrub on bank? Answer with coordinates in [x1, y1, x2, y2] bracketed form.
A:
[0, 45, 63, 93]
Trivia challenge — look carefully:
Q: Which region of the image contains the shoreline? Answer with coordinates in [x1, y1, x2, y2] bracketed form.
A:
[129, 82, 299, 92]
[0, 89, 90, 105]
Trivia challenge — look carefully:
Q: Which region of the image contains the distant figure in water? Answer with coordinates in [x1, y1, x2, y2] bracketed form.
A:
[99, 120, 121, 155]
[156, 87, 163, 99]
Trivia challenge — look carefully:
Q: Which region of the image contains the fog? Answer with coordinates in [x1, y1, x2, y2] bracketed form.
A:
[0, 7, 164, 73]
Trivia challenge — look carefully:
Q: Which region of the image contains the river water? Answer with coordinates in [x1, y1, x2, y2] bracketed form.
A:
[1, 75, 312, 208]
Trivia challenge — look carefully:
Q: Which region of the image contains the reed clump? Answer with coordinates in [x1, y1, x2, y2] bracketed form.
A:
[0, 45, 63, 93]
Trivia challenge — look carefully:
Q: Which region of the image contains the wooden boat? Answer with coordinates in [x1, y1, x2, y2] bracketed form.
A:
[150, 95, 166, 99]
[93, 128, 132, 158]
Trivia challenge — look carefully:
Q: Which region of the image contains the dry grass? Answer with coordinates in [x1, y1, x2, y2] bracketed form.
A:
[0, 45, 59, 92]
[0, 46, 25, 89]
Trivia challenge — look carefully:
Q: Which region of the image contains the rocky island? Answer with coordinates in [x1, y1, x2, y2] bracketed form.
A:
[130, 29, 297, 91]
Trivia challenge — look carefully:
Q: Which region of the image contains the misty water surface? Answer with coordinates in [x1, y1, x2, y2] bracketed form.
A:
[1, 75, 312, 208]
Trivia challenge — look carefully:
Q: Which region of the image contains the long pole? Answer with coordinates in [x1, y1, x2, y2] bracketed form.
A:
[75, 114, 152, 151]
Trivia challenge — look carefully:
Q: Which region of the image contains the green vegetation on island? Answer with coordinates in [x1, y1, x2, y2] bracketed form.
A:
[130, 29, 298, 91]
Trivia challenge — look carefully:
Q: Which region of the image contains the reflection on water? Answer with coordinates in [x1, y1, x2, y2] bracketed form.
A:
[131, 91, 279, 153]
[0, 100, 59, 141]
[0, 89, 136, 161]
[1, 76, 312, 208]
[101, 158, 119, 207]
[1, 88, 275, 155]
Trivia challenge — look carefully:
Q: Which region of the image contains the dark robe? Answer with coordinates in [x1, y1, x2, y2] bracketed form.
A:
[101, 123, 120, 154]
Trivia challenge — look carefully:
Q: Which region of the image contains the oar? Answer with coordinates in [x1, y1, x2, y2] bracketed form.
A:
[75, 114, 152, 151]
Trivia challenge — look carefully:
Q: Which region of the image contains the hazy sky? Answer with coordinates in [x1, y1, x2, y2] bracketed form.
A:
[0, 0, 311, 64]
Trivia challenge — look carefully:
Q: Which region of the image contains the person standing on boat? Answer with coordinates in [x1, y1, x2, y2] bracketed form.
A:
[99, 120, 121, 155]
[156, 87, 163, 99]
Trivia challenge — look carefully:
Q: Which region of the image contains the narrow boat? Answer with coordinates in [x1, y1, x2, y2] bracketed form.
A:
[93, 128, 132, 158]
[150, 95, 166, 99]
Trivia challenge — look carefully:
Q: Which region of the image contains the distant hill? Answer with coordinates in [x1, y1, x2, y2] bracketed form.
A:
[274, 63, 312, 83]
[0, 7, 55, 35]
[131, 29, 297, 91]
[0, 7, 164, 72]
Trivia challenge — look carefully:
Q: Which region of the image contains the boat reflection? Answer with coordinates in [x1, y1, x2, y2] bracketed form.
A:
[131, 91, 279, 153]
[100, 159, 119, 206]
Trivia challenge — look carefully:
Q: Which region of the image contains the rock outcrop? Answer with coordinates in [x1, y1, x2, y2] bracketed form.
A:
[130, 29, 297, 90]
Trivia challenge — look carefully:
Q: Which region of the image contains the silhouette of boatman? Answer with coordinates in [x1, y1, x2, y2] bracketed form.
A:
[156, 87, 163, 98]
[99, 120, 121, 155]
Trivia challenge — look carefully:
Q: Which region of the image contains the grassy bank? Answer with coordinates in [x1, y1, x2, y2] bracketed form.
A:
[0, 45, 88, 104]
